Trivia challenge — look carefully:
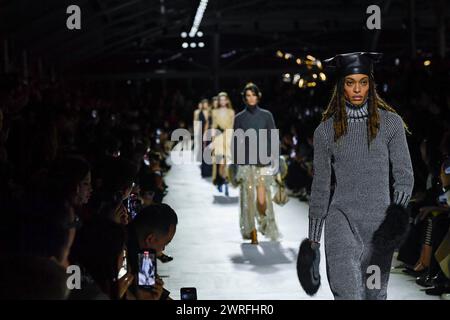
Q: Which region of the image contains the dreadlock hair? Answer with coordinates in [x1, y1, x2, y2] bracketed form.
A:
[321, 73, 411, 145]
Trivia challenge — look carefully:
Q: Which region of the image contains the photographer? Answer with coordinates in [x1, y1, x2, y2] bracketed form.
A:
[127, 203, 178, 300]
[90, 158, 138, 224]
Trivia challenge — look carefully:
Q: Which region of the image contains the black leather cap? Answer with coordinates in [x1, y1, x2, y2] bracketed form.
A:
[324, 52, 382, 77]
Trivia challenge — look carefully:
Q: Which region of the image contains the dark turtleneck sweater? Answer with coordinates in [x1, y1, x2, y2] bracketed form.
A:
[232, 105, 278, 167]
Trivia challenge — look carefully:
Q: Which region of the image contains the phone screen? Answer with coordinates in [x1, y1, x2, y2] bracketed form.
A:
[180, 287, 197, 300]
[438, 192, 449, 205]
[118, 249, 128, 279]
[137, 249, 157, 288]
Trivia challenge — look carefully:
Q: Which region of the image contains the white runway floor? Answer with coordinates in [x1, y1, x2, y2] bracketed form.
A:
[159, 148, 438, 300]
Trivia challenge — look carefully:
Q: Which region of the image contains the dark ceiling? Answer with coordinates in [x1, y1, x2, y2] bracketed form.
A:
[0, 0, 448, 77]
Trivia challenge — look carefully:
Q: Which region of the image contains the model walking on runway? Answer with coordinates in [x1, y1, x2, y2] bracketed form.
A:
[211, 92, 235, 196]
[301, 52, 414, 299]
[232, 83, 280, 244]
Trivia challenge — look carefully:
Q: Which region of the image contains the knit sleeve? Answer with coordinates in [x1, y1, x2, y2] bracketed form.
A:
[267, 112, 276, 130]
[308, 124, 332, 243]
[231, 115, 240, 165]
[387, 114, 414, 207]
[266, 111, 280, 174]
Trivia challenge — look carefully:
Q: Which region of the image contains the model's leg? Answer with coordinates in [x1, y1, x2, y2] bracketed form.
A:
[254, 168, 280, 241]
[219, 163, 225, 178]
[363, 245, 394, 300]
[256, 182, 267, 216]
[220, 163, 230, 196]
[238, 166, 257, 243]
[325, 211, 365, 300]
[249, 167, 258, 244]
[359, 219, 395, 300]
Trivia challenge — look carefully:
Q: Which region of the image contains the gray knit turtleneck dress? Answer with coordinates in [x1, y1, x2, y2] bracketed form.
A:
[308, 101, 414, 300]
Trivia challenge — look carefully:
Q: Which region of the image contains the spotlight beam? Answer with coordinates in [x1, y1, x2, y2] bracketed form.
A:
[189, 0, 209, 37]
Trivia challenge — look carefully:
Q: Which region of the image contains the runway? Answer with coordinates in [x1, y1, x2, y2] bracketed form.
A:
[159, 148, 438, 300]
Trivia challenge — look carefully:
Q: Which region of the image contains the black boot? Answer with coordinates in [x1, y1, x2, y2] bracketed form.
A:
[224, 182, 229, 196]
[425, 281, 450, 296]
[214, 175, 224, 192]
[416, 272, 434, 288]
[158, 252, 174, 263]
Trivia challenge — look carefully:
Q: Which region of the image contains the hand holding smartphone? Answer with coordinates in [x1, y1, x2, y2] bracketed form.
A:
[135, 277, 165, 300]
[137, 249, 157, 289]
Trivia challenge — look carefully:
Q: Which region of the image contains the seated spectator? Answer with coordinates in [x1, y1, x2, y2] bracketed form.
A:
[100, 158, 138, 200]
[70, 218, 133, 300]
[96, 191, 129, 226]
[398, 157, 450, 297]
[16, 193, 79, 269]
[397, 137, 444, 269]
[89, 158, 138, 223]
[138, 152, 167, 204]
[127, 203, 178, 300]
[285, 142, 313, 200]
[131, 175, 173, 263]
[0, 255, 69, 300]
[47, 156, 93, 213]
[139, 174, 156, 208]
[415, 158, 450, 296]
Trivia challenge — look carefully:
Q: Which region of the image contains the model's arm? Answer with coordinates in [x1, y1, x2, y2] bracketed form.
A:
[202, 111, 210, 132]
[211, 109, 218, 129]
[193, 110, 198, 122]
[231, 115, 240, 165]
[266, 112, 280, 174]
[387, 114, 414, 207]
[308, 125, 332, 243]
[266, 112, 276, 132]
[229, 109, 235, 129]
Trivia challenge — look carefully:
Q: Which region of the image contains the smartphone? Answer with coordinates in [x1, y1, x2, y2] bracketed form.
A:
[118, 249, 128, 279]
[127, 193, 142, 220]
[137, 249, 157, 289]
[438, 192, 449, 205]
[180, 287, 197, 300]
